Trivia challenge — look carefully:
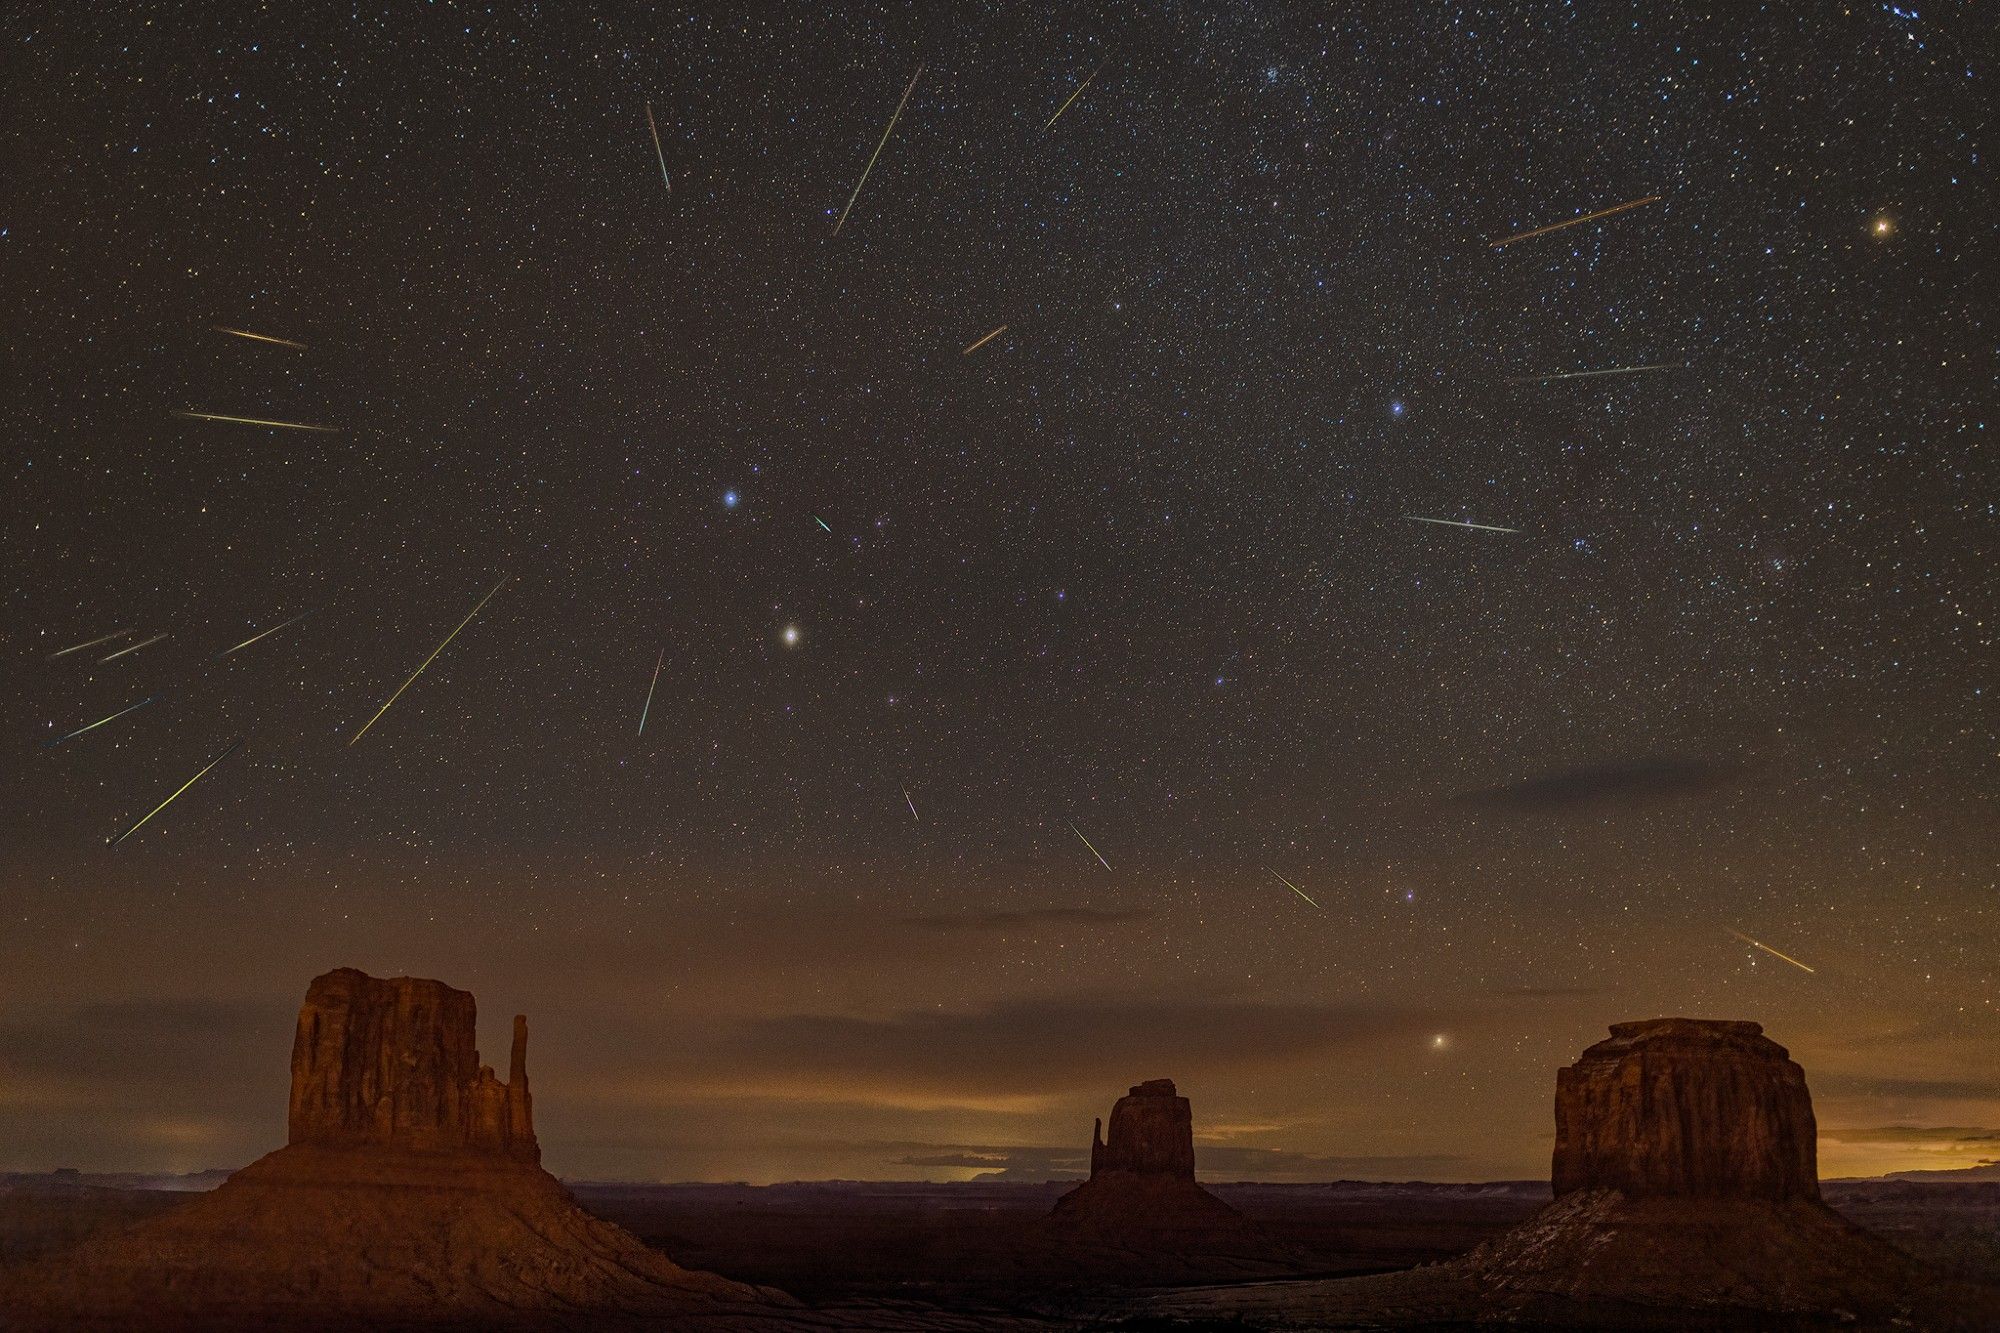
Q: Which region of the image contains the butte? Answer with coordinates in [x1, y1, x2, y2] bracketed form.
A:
[3, 967, 806, 1331]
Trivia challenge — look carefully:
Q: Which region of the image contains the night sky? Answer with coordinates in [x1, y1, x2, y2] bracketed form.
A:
[4, 4, 1994, 1185]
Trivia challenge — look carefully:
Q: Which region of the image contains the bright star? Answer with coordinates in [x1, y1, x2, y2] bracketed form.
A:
[781, 624, 801, 647]
[1390, 400, 1406, 418]
[1871, 214, 1895, 237]
[724, 490, 739, 508]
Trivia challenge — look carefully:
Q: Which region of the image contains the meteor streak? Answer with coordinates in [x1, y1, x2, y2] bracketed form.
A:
[1507, 363, 1677, 385]
[50, 629, 131, 659]
[1727, 927, 1817, 974]
[45, 695, 157, 749]
[1044, 59, 1107, 132]
[1489, 194, 1661, 248]
[813, 514, 833, 533]
[962, 324, 1008, 356]
[108, 737, 243, 846]
[1404, 516, 1519, 534]
[217, 608, 316, 659]
[1267, 866, 1321, 909]
[643, 102, 671, 193]
[213, 325, 307, 350]
[173, 410, 338, 433]
[349, 575, 509, 746]
[833, 65, 922, 235]
[1066, 818, 1112, 871]
[904, 786, 919, 821]
[99, 632, 168, 662]
[638, 648, 663, 737]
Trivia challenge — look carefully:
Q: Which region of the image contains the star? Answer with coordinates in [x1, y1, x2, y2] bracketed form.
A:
[781, 624, 801, 648]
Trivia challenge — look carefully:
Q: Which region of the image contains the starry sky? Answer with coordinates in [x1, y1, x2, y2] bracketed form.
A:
[3, 3, 1994, 1185]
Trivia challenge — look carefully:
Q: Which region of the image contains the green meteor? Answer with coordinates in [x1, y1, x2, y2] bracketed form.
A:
[349, 576, 509, 746]
[46, 695, 157, 749]
[108, 737, 243, 846]
[1066, 818, 1112, 871]
[1267, 866, 1321, 909]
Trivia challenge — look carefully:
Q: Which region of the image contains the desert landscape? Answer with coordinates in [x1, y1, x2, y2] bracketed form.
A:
[2, 968, 1994, 1330]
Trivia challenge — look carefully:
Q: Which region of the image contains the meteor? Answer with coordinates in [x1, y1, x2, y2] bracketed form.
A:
[1044, 59, 1107, 132]
[638, 647, 664, 737]
[904, 786, 919, 821]
[833, 65, 922, 235]
[1727, 927, 1817, 975]
[99, 632, 168, 662]
[108, 737, 243, 846]
[644, 101, 671, 193]
[50, 629, 132, 659]
[1507, 363, 1677, 385]
[813, 514, 833, 533]
[173, 410, 338, 433]
[213, 325, 307, 350]
[349, 575, 509, 746]
[1066, 818, 1112, 871]
[961, 324, 1008, 356]
[44, 695, 157, 749]
[1489, 194, 1661, 248]
[1267, 866, 1321, 909]
[217, 608, 316, 659]
[1404, 516, 1519, 534]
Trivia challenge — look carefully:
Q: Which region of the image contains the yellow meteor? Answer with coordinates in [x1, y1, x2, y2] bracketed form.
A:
[1267, 866, 1320, 909]
[218, 608, 315, 659]
[834, 65, 922, 235]
[174, 410, 338, 433]
[1066, 818, 1112, 871]
[1727, 927, 1817, 975]
[50, 629, 131, 659]
[213, 325, 307, 350]
[1507, 363, 1677, 385]
[349, 576, 509, 746]
[638, 647, 664, 737]
[644, 101, 671, 193]
[962, 324, 1008, 355]
[108, 737, 243, 846]
[1044, 58, 1108, 132]
[1489, 194, 1662, 248]
[99, 631, 168, 662]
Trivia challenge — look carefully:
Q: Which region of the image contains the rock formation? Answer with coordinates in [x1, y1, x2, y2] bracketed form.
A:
[1457, 1017, 1920, 1315]
[1, 967, 799, 1331]
[1051, 1078, 1244, 1233]
[287, 967, 537, 1161]
[1147, 1018, 1963, 1328]
[1551, 1017, 1816, 1201]
[1087, 1078, 1198, 1179]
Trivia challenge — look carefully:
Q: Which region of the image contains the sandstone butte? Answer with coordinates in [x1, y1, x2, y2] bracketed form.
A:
[1459, 1017, 1919, 1313]
[1, 967, 818, 1331]
[1050, 1078, 1245, 1230]
[1147, 1017, 1958, 1328]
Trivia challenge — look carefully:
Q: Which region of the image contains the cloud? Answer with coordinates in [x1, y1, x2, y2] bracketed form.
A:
[901, 908, 1153, 933]
[0, 999, 285, 1088]
[882, 1140, 1467, 1182]
[669, 994, 1445, 1108]
[1821, 1125, 2000, 1147]
[1489, 985, 1607, 999]
[1816, 1075, 2000, 1101]
[1448, 757, 1746, 813]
